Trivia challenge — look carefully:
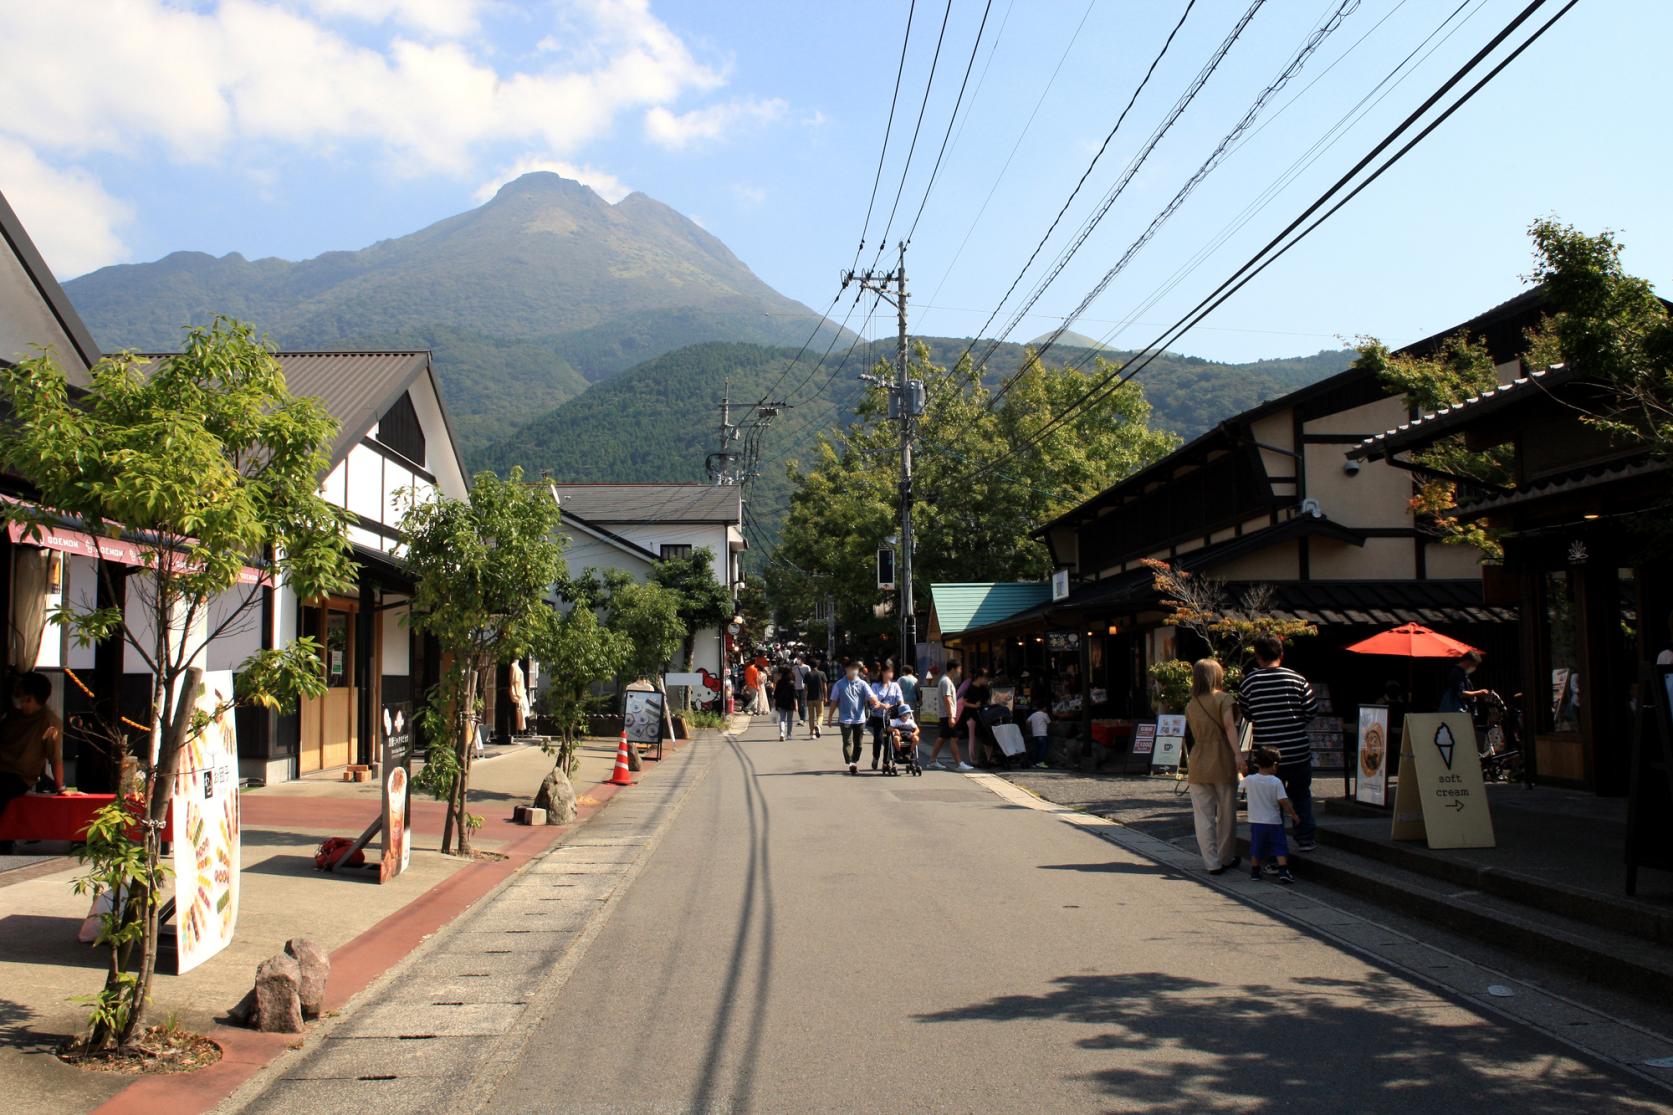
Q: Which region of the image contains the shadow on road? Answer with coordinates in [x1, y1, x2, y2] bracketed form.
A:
[1037, 861, 1184, 878]
[913, 970, 1662, 1112]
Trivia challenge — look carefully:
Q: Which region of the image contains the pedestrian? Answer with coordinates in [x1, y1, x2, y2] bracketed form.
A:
[804, 658, 828, 739]
[1184, 658, 1242, 875]
[868, 662, 904, 771]
[1026, 704, 1052, 768]
[792, 655, 809, 727]
[742, 659, 761, 717]
[833, 659, 882, 775]
[0, 672, 63, 853]
[897, 661, 919, 723]
[1244, 747, 1298, 884]
[961, 667, 992, 765]
[1237, 635, 1319, 852]
[1438, 649, 1489, 713]
[925, 660, 974, 770]
[772, 665, 798, 742]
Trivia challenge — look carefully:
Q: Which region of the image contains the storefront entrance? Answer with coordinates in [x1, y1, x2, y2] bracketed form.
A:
[298, 599, 359, 773]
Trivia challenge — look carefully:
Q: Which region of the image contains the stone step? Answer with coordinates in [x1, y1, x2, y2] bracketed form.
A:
[1263, 838, 1673, 1007]
[1311, 822, 1673, 947]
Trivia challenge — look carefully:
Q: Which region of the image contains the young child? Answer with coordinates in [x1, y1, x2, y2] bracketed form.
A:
[1244, 747, 1298, 884]
[890, 704, 921, 761]
[1026, 706, 1051, 768]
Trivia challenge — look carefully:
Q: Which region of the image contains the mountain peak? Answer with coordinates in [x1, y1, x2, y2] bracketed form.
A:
[488, 171, 600, 205]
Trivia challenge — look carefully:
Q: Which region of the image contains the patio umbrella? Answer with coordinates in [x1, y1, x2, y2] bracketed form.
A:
[1344, 623, 1480, 659]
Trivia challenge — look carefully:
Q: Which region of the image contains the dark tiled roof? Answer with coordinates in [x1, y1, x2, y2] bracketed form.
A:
[1350, 365, 1580, 461]
[1455, 455, 1667, 517]
[138, 349, 439, 467]
[1246, 579, 1516, 627]
[551, 483, 742, 524]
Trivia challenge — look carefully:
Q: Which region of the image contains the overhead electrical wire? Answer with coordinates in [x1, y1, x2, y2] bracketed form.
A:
[930, 0, 1578, 496]
[851, 0, 918, 273]
[985, 0, 1363, 407]
[1063, 0, 1483, 373]
[951, 0, 1208, 374]
[863, 0, 957, 273]
[902, 0, 996, 247]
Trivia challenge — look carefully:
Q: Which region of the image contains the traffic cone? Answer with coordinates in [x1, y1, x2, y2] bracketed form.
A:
[608, 731, 635, 786]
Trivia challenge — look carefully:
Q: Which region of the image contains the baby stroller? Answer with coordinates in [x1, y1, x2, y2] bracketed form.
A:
[882, 706, 923, 776]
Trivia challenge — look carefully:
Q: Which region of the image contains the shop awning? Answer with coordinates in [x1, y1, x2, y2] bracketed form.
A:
[5, 500, 269, 585]
[1229, 580, 1516, 627]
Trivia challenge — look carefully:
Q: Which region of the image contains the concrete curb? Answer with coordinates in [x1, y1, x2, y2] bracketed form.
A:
[90, 748, 680, 1115]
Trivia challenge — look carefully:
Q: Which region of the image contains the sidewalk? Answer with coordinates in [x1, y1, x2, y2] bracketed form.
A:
[0, 733, 654, 1115]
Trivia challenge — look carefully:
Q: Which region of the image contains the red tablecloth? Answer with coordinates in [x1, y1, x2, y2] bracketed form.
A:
[0, 793, 171, 842]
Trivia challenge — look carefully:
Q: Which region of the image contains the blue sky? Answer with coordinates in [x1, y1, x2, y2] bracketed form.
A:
[2, 0, 1667, 363]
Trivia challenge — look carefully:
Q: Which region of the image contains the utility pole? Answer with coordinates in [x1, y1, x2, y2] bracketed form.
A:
[845, 242, 921, 667]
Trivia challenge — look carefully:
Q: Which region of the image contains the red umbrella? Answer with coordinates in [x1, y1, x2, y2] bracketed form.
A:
[1344, 623, 1480, 659]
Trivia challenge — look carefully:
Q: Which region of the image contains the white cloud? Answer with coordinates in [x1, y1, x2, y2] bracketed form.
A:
[730, 182, 766, 206]
[644, 96, 787, 150]
[0, 137, 132, 277]
[801, 109, 828, 127]
[294, 0, 485, 38]
[474, 157, 632, 204]
[0, 0, 724, 170]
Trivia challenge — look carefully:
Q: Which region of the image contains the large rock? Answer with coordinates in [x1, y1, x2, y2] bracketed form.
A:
[284, 937, 330, 1019]
[253, 953, 304, 1033]
[533, 767, 578, 825]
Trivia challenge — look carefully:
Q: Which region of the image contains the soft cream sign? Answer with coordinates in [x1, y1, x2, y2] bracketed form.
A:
[1391, 713, 1495, 848]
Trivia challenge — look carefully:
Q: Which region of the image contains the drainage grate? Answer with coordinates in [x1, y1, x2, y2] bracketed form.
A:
[396, 1034, 436, 1040]
[358, 1074, 399, 1081]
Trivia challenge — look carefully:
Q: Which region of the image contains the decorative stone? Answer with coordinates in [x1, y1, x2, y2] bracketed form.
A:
[284, 937, 330, 1019]
[253, 953, 304, 1032]
[533, 767, 578, 825]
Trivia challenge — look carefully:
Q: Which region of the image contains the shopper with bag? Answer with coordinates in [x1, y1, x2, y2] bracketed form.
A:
[1185, 658, 1242, 875]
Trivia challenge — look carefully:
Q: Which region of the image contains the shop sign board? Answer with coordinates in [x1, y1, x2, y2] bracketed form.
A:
[1309, 716, 1347, 773]
[1356, 705, 1390, 806]
[624, 689, 665, 745]
[1051, 568, 1070, 601]
[380, 702, 413, 883]
[1391, 713, 1495, 848]
[171, 671, 240, 974]
[1151, 713, 1186, 771]
[1132, 721, 1157, 756]
[1045, 629, 1080, 654]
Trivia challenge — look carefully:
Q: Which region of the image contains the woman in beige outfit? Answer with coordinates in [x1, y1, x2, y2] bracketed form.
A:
[1184, 658, 1242, 875]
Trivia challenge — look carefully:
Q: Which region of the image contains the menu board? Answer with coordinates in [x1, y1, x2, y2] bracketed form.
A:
[171, 671, 240, 975]
[1308, 716, 1347, 772]
[1356, 705, 1390, 806]
[1132, 721, 1157, 756]
[380, 702, 413, 884]
[1151, 713, 1186, 771]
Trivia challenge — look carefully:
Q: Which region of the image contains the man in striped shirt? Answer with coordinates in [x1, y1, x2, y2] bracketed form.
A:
[1237, 635, 1319, 851]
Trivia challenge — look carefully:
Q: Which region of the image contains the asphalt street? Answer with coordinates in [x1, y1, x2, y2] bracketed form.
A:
[477, 720, 1673, 1114]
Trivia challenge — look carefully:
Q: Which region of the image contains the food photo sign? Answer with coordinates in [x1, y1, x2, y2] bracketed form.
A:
[1356, 705, 1390, 806]
[380, 702, 413, 883]
[171, 671, 241, 974]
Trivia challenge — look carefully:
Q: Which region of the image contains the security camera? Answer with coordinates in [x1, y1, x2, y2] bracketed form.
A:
[1343, 458, 1361, 476]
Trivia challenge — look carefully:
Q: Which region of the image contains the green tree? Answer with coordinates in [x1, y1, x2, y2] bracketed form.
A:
[403, 468, 564, 855]
[650, 547, 733, 668]
[601, 573, 686, 767]
[1351, 331, 1513, 560]
[774, 343, 1177, 649]
[0, 319, 354, 1052]
[530, 600, 630, 772]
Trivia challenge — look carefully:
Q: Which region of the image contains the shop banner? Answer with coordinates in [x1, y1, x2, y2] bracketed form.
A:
[1045, 629, 1081, 653]
[1151, 713, 1186, 771]
[1391, 713, 1495, 848]
[1132, 721, 1157, 756]
[380, 703, 413, 883]
[171, 671, 240, 974]
[1356, 705, 1390, 806]
[624, 689, 665, 745]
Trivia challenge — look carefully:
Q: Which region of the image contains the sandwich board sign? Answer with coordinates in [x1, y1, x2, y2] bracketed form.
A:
[1391, 713, 1495, 848]
[1132, 721, 1157, 756]
[1151, 713, 1186, 772]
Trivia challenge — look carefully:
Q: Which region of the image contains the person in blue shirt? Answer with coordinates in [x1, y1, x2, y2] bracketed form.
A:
[832, 660, 882, 776]
[868, 662, 905, 771]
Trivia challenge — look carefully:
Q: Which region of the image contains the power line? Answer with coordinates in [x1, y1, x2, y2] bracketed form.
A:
[902, 0, 996, 247]
[951, 0, 1207, 374]
[863, 0, 956, 273]
[1064, 0, 1483, 371]
[988, 0, 1363, 406]
[931, 0, 1576, 496]
[851, 0, 917, 273]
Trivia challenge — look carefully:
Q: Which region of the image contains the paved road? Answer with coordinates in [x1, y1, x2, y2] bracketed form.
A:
[476, 721, 1672, 1114]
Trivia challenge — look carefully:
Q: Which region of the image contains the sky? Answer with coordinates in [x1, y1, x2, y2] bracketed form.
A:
[1, 0, 1669, 364]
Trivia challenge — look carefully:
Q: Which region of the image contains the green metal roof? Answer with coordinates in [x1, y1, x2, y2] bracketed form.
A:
[930, 582, 1053, 637]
